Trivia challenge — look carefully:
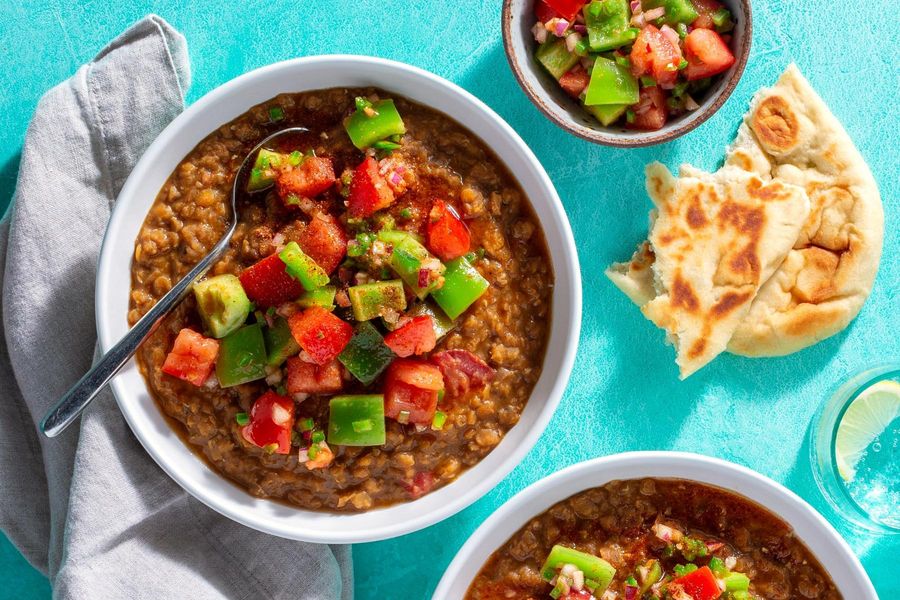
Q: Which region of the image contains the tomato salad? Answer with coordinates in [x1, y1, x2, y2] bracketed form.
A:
[161, 97, 497, 472]
[532, 0, 737, 130]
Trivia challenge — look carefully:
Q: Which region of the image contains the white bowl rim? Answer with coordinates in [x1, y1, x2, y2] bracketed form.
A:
[94, 54, 582, 543]
[433, 451, 876, 599]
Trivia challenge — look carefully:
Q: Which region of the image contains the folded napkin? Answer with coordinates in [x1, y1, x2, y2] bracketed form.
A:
[0, 15, 351, 599]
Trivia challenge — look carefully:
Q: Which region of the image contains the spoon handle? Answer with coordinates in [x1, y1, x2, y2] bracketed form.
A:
[40, 247, 223, 438]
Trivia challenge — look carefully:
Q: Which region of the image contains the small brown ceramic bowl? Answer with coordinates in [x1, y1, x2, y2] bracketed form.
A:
[502, 0, 752, 147]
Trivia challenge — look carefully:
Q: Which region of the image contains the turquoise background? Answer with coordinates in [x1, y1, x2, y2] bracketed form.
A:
[1, 1, 897, 598]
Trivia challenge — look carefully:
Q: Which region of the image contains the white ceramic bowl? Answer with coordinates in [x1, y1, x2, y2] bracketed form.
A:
[95, 55, 581, 543]
[434, 452, 876, 599]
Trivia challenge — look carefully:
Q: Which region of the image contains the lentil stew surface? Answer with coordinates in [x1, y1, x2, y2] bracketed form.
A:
[467, 478, 840, 600]
[129, 88, 552, 511]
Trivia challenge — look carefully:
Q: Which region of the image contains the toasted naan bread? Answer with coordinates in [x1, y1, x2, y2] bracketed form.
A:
[622, 163, 809, 378]
[724, 65, 884, 356]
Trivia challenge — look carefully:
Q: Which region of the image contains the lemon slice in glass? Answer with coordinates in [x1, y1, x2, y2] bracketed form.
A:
[835, 379, 900, 481]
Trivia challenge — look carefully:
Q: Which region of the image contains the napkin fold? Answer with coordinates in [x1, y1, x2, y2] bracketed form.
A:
[0, 15, 351, 599]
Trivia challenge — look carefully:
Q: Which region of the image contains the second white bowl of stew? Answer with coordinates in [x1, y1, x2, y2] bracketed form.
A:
[95, 56, 581, 543]
[435, 452, 876, 599]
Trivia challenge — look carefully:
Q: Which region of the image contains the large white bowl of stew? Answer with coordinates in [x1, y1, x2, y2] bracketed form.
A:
[435, 452, 876, 599]
[95, 55, 581, 542]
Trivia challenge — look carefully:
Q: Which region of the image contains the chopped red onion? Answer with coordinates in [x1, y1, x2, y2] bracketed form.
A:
[276, 302, 299, 318]
[625, 585, 639, 600]
[660, 24, 680, 46]
[684, 94, 700, 111]
[554, 18, 570, 37]
[630, 0, 642, 12]
[532, 22, 548, 44]
[565, 31, 582, 53]
[292, 392, 310, 403]
[390, 171, 403, 186]
[272, 232, 286, 252]
[418, 268, 430, 288]
[630, 12, 646, 27]
[643, 6, 665, 20]
[573, 23, 587, 34]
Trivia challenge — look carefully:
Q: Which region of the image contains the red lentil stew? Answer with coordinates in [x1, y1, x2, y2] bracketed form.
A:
[129, 88, 552, 511]
[467, 478, 840, 600]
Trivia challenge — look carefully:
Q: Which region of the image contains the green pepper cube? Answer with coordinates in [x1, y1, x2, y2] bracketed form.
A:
[641, 0, 698, 24]
[297, 285, 336, 309]
[338, 321, 395, 385]
[344, 99, 407, 150]
[348, 280, 407, 322]
[406, 301, 456, 339]
[584, 0, 638, 52]
[192, 274, 251, 339]
[247, 148, 286, 192]
[327, 395, 386, 446]
[263, 316, 301, 368]
[431, 256, 489, 320]
[216, 323, 267, 387]
[723, 572, 750, 593]
[541, 545, 616, 594]
[585, 102, 629, 126]
[535, 38, 580, 80]
[278, 241, 329, 291]
[378, 230, 445, 299]
[585, 57, 639, 106]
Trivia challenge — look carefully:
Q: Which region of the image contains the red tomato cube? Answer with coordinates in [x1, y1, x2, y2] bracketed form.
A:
[628, 86, 668, 131]
[691, 0, 725, 29]
[384, 316, 437, 357]
[241, 391, 295, 454]
[287, 307, 353, 365]
[427, 199, 471, 261]
[544, 0, 586, 21]
[630, 25, 683, 88]
[403, 471, 435, 499]
[276, 156, 336, 201]
[384, 359, 444, 425]
[535, 0, 558, 21]
[684, 28, 735, 81]
[238, 253, 304, 308]
[298, 213, 347, 275]
[348, 157, 395, 218]
[668, 566, 722, 600]
[161, 328, 220, 386]
[558, 65, 590, 98]
[285, 357, 344, 395]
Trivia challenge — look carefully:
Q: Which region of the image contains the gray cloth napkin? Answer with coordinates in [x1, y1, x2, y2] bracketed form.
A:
[0, 15, 352, 599]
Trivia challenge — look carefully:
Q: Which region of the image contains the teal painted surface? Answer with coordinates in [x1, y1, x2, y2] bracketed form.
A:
[1, 1, 897, 598]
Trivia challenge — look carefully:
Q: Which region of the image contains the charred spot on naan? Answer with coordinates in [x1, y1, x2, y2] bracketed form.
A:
[686, 196, 709, 229]
[671, 274, 700, 312]
[712, 291, 754, 319]
[687, 338, 707, 360]
[791, 246, 840, 303]
[751, 95, 800, 154]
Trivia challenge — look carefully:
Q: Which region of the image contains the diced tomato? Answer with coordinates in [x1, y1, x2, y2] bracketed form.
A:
[558, 65, 590, 98]
[348, 157, 395, 218]
[628, 86, 668, 131]
[161, 328, 219, 386]
[684, 28, 735, 81]
[668, 566, 722, 600]
[561, 591, 595, 600]
[630, 25, 683, 88]
[384, 359, 444, 425]
[287, 307, 353, 365]
[298, 213, 347, 274]
[240, 391, 295, 454]
[544, 0, 586, 21]
[238, 253, 304, 307]
[384, 316, 437, 357]
[691, 0, 724, 29]
[275, 156, 336, 201]
[403, 471, 435, 499]
[304, 441, 335, 470]
[430, 350, 495, 400]
[534, 0, 558, 21]
[285, 358, 343, 394]
[426, 199, 471, 261]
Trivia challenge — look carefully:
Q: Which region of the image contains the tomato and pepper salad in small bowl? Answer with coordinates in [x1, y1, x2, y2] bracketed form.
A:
[502, 0, 751, 145]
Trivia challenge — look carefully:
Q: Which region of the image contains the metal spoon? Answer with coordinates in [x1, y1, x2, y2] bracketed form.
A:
[40, 127, 309, 438]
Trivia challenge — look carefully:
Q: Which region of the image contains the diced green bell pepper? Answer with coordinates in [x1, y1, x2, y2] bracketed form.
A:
[431, 256, 489, 320]
[536, 38, 580, 80]
[407, 301, 456, 339]
[585, 102, 629, 126]
[247, 148, 286, 192]
[297, 285, 336, 309]
[338, 322, 395, 385]
[541, 545, 616, 594]
[708, 557, 728, 578]
[279, 241, 329, 291]
[344, 99, 406, 150]
[585, 57, 639, 106]
[216, 323, 267, 387]
[712, 7, 734, 32]
[263, 316, 300, 368]
[378, 230, 445, 299]
[193, 274, 251, 339]
[641, 0, 698, 25]
[723, 573, 750, 593]
[348, 280, 407, 321]
[327, 394, 386, 446]
[584, 0, 638, 52]
[637, 559, 663, 593]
